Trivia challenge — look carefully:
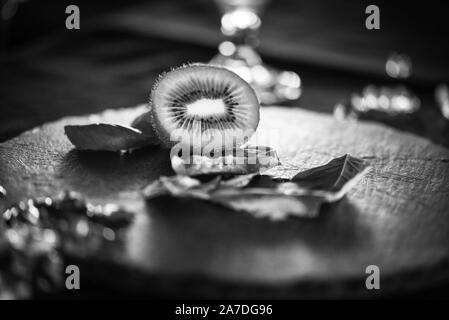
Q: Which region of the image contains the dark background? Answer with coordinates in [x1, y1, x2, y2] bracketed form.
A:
[1, 0, 449, 145]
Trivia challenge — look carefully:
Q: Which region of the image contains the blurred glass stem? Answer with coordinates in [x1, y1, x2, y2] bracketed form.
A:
[220, 6, 261, 47]
[211, 0, 301, 105]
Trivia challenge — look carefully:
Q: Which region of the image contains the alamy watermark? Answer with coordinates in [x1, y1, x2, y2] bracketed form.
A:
[65, 264, 80, 290]
[365, 265, 380, 290]
[63, 5, 378, 31]
[65, 5, 80, 30]
[365, 5, 380, 30]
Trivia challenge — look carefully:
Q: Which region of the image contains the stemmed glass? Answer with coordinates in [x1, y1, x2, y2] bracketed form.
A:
[210, 0, 302, 104]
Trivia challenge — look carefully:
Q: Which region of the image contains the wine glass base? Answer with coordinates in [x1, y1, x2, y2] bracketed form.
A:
[210, 51, 302, 105]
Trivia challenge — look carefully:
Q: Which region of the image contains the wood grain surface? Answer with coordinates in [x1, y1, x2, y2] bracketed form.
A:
[1, 105, 449, 298]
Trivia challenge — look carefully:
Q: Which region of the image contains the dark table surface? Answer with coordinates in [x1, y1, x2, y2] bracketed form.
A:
[1, 0, 449, 298]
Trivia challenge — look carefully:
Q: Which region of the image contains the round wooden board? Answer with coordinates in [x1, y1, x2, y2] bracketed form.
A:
[1, 105, 449, 298]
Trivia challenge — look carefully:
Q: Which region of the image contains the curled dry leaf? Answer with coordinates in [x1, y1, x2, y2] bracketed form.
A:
[291, 154, 367, 189]
[171, 146, 280, 176]
[64, 123, 159, 151]
[144, 154, 370, 220]
[278, 154, 371, 202]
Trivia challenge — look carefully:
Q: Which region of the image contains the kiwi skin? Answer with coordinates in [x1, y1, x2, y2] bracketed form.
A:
[148, 63, 260, 149]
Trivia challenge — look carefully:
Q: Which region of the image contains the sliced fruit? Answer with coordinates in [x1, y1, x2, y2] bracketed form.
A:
[150, 64, 260, 151]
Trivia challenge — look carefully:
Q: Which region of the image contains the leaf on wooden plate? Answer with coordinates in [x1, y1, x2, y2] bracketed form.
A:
[171, 146, 280, 176]
[130, 110, 158, 137]
[292, 154, 367, 189]
[277, 154, 371, 201]
[261, 162, 301, 180]
[64, 123, 159, 151]
[144, 154, 370, 220]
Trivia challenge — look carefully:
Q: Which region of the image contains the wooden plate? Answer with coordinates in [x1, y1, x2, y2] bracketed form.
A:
[1, 105, 449, 298]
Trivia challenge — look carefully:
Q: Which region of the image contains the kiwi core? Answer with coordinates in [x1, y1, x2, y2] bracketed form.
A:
[186, 99, 226, 118]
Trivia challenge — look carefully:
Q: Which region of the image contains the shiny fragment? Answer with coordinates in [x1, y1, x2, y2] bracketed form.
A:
[0, 191, 134, 298]
[351, 85, 420, 116]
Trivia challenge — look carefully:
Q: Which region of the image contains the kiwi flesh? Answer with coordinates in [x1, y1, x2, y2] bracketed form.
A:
[150, 64, 260, 152]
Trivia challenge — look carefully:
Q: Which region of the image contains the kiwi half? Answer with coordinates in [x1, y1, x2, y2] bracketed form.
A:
[150, 64, 260, 151]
